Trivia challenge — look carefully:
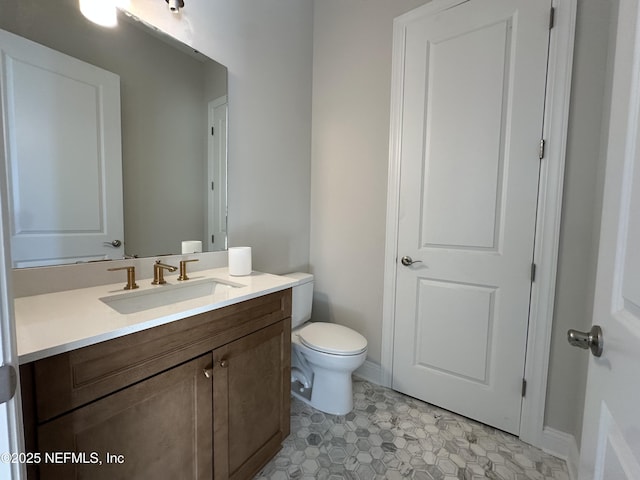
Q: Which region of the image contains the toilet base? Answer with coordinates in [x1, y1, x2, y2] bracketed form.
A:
[290, 367, 355, 416]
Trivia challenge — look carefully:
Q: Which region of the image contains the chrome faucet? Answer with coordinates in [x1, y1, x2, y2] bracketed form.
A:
[152, 260, 177, 285]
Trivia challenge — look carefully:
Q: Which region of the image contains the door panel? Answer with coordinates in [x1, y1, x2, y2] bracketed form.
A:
[0, 28, 124, 267]
[421, 19, 509, 250]
[578, 0, 640, 477]
[393, 0, 551, 434]
[415, 279, 495, 383]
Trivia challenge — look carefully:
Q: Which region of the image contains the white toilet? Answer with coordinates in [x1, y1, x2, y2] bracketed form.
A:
[285, 272, 367, 415]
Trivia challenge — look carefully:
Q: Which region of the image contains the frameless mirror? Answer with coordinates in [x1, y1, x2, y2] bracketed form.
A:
[0, 0, 228, 268]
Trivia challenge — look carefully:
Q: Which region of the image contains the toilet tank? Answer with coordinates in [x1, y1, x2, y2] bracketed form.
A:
[283, 272, 314, 328]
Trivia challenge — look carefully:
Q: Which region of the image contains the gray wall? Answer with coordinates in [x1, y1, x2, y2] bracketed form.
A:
[205, 61, 228, 103]
[310, 0, 430, 364]
[544, 0, 617, 442]
[309, 0, 612, 441]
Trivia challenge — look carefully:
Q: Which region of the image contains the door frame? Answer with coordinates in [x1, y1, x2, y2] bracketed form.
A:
[207, 95, 228, 252]
[381, 0, 577, 449]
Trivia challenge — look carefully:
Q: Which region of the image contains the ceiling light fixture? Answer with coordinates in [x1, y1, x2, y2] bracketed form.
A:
[79, 0, 118, 28]
[165, 0, 185, 13]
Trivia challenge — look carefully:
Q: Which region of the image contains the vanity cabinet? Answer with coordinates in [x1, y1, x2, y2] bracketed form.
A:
[20, 289, 292, 480]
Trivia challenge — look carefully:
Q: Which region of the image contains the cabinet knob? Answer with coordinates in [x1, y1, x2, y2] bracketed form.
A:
[203, 368, 213, 379]
[219, 359, 228, 368]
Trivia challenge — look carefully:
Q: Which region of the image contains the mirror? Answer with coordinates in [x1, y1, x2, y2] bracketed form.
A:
[0, 0, 228, 267]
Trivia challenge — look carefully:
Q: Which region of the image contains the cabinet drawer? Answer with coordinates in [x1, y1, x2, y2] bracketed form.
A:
[29, 289, 291, 422]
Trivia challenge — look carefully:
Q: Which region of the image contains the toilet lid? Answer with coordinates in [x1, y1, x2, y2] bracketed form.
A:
[298, 322, 367, 355]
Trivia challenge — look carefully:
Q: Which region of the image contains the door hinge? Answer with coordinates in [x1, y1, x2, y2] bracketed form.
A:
[211, 181, 214, 191]
[531, 263, 537, 282]
[211, 126, 215, 135]
[539, 139, 546, 160]
[521, 378, 527, 397]
[549, 7, 555, 29]
[211, 234, 215, 243]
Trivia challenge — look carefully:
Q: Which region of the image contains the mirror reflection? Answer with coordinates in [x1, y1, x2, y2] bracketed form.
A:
[0, 0, 228, 268]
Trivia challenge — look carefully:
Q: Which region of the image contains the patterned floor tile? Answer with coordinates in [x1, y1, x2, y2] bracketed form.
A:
[255, 380, 569, 480]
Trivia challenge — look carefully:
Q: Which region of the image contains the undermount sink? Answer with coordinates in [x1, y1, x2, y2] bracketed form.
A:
[100, 278, 241, 314]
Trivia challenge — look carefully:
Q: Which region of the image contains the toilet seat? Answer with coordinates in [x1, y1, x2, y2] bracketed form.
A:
[298, 322, 367, 356]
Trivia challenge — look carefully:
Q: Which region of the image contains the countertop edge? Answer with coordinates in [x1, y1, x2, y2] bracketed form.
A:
[17, 269, 298, 364]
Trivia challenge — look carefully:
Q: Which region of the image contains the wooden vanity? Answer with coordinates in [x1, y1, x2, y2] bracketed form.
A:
[19, 288, 292, 480]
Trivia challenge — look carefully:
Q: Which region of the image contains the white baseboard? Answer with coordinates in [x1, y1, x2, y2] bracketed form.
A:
[354, 360, 383, 385]
[541, 427, 580, 480]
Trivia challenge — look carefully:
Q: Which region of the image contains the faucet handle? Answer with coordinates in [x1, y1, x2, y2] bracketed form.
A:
[108, 266, 139, 290]
[178, 259, 199, 281]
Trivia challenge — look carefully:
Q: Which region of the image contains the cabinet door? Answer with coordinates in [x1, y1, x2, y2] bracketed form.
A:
[213, 319, 291, 480]
[37, 354, 213, 480]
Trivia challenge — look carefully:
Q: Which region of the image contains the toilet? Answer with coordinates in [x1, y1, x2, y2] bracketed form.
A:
[285, 272, 367, 415]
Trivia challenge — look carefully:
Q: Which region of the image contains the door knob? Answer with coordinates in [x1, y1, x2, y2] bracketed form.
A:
[401, 256, 422, 266]
[203, 368, 213, 379]
[219, 359, 228, 368]
[567, 325, 603, 357]
[104, 239, 122, 248]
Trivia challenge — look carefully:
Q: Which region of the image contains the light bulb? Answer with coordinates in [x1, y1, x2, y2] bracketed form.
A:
[79, 0, 118, 28]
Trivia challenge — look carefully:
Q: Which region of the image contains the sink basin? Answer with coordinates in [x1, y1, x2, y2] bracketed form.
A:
[100, 278, 241, 314]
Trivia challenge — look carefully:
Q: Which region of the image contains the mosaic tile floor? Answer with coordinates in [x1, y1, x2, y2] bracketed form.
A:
[255, 379, 569, 480]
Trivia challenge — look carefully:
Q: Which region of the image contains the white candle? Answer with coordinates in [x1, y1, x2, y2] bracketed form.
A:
[228, 246, 252, 276]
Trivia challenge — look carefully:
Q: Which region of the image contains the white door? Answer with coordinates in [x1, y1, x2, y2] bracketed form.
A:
[0, 203, 23, 480]
[0, 72, 24, 478]
[392, 0, 551, 434]
[207, 96, 227, 252]
[0, 29, 124, 267]
[577, 0, 640, 477]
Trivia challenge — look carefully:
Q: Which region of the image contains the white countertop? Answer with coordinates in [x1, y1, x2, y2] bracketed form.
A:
[15, 268, 298, 364]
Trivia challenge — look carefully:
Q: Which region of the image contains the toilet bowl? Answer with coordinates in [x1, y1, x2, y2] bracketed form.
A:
[285, 273, 368, 415]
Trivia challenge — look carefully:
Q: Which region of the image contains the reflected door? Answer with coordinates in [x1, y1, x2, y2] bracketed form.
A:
[0, 29, 124, 267]
[392, 0, 551, 434]
[207, 96, 227, 252]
